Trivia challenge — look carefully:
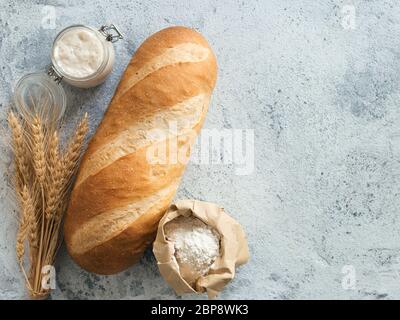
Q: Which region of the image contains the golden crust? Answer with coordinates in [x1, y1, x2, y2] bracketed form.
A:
[64, 26, 217, 275]
[69, 187, 177, 275]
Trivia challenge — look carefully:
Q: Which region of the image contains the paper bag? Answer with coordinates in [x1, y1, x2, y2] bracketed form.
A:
[153, 199, 249, 299]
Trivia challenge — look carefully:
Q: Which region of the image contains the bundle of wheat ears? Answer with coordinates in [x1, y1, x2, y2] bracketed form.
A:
[8, 110, 88, 299]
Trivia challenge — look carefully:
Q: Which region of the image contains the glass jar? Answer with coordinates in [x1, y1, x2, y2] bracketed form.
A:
[50, 24, 122, 88]
[13, 24, 122, 124]
[14, 72, 67, 123]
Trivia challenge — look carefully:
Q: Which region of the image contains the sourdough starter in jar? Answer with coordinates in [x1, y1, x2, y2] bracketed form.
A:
[51, 25, 115, 88]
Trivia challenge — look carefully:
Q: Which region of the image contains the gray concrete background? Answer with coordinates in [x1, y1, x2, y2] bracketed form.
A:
[1, 0, 400, 299]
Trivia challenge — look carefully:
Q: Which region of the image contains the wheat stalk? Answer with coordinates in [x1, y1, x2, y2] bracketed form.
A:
[9, 109, 88, 299]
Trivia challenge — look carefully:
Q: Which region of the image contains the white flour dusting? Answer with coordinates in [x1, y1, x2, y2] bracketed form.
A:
[165, 215, 220, 284]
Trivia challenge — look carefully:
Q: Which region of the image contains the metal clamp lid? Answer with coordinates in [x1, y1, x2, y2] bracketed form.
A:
[99, 24, 124, 43]
[47, 65, 63, 84]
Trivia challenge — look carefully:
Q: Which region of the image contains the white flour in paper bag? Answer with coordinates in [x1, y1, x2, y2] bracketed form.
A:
[153, 200, 250, 298]
[164, 216, 220, 284]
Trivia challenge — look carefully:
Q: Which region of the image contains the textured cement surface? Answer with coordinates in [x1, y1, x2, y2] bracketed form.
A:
[1, 0, 400, 299]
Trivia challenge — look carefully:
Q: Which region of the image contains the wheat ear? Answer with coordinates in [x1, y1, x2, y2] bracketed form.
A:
[29, 212, 39, 250]
[48, 131, 59, 173]
[45, 132, 62, 219]
[31, 116, 46, 185]
[62, 113, 88, 184]
[16, 186, 35, 264]
[8, 112, 30, 187]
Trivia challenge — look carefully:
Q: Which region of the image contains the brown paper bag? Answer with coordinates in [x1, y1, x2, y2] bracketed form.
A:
[153, 199, 249, 299]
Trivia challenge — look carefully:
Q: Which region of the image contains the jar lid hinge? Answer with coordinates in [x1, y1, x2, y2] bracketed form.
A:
[47, 66, 63, 84]
[99, 24, 124, 43]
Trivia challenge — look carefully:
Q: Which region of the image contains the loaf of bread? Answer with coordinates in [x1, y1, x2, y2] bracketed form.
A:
[64, 26, 217, 274]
